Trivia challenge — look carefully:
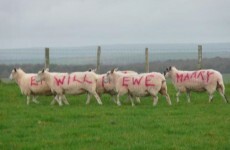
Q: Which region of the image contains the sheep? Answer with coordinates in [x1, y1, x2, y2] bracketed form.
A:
[36, 68, 103, 105]
[104, 68, 172, 106]
[164, 66, 228, 103]
[9, 68, 59, 105]
[88, 68, 141, 104]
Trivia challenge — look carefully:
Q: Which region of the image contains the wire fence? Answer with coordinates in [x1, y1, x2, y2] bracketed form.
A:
[1, 44, 230, 80]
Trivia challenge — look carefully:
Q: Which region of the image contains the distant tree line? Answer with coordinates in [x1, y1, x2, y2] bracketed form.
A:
[1, 57, 230, 78]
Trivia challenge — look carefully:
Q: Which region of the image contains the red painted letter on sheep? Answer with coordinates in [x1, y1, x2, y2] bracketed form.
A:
[54, 76, 66, 86]
[122, 77, 130, 87]
[176, 73, 183, 83]
[145, 74, 155, 86]
[83, 74, 92, 84]
[132, 76, 143, 85]
[207, 71, 214, 82]
[73, 75, 83, 84]
[30, 76, 39, 86]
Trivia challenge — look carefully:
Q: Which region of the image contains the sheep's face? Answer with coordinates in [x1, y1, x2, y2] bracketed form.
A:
[104, 71, 112, 83]
[9, 68, 18, 80]
[104, 68, 118, 83]
[36, 69, 48, 82]
[164, 66, 173, 78]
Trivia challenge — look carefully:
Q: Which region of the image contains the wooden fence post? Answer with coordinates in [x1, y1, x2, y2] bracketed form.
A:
[197, 45, 202, 70]
[45, 48, 50, 69]
[145, 48, 149, 73]
[96, 46, 101, 73]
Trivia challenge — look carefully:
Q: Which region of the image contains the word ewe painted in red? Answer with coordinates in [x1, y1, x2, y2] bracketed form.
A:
[122, 75, 155, 87]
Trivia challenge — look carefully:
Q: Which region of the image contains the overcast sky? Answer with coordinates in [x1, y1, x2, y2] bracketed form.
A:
[0, 0, 230, 48]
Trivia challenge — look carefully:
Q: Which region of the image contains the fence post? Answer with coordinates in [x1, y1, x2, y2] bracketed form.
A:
[96, 46, 101, 73]
[45, 48, 50, 69]
[197, 45, 202, 70]
[145, 48, 149, 73]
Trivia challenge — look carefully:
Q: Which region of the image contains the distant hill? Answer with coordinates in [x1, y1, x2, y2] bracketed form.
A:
[0, 43, 230, 65]
[1, 57, 230, 78]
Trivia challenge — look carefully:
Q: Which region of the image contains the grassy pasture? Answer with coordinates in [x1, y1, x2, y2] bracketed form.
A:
[0, 83, 229, 150]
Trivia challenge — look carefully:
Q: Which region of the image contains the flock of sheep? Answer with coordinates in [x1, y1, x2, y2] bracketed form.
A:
[9, 66, 228, 106]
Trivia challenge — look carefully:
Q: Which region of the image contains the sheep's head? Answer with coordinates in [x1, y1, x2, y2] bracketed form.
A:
[88, 68, 97, 73]
[104, 68, 118, 83]
[9, 68, 18, 80]
[164, 66, 174, 78]
[36, 68, 49, 82]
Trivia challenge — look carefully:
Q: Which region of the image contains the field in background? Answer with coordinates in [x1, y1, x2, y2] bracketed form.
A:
[223, 74, 230, 83]
[0, 83, 229, 149]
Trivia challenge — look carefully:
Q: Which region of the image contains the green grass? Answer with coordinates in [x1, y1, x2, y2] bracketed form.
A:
[0, 83, 229, 150]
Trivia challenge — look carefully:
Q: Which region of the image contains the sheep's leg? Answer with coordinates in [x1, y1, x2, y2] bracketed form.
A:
[26, 96, 30, 105]
[176, 91, 180, 103]
[57, 95, 63, 106]
[86, 93, 92, 105]
[164, 93, 172, 105]
[32, 96, 39, 104]
[62, 95, 69, 105]
[208, 94, 214, 103]
[116, 94, 121, 106]
[124, 96, 130, 103]
[110, 95, 117, 103]
[186, 91, 191, 103]
[153, 95, 158, 106]
[217, 88, 228, 103]
[135, 97, 141, 103]
[128, 95, 135, 107]
[50, 95, 58, 105]
[160, 88, 172, 105]
[92, 92, 103, 105]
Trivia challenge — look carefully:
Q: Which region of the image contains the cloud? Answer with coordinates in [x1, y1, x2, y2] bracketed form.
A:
[0, 0, 230, 48]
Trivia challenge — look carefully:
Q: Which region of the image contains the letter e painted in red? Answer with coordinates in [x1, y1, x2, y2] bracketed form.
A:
[122, 77, 130, 87]
[145, 75, 155, 86]
[30, 76, 38, 86]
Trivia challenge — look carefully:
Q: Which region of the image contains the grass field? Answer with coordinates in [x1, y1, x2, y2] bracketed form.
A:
[0, 82, 229, 150]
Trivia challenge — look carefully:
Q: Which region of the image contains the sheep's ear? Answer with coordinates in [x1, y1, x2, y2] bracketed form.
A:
[88, 68, 92, 72]
[45, 68, 49, 72]
[111, 68, 115, 74]
[14, 68, 17, 72]
[42, 69, 45, 73]
[169, 66, 172, 71]
[114, 68, 118, 72]
[166, 68, 169, 71]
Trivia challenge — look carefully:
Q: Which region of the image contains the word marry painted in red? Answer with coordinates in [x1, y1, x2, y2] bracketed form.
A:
[176, 71, 214, 83]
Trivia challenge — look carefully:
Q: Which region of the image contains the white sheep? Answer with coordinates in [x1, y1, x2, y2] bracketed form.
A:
[9, 68, 58, 105]
[104, 69, 172, 106]
[36, 69, 103, 105]
[164, 66, 228, 103]
[88, 69, 141, 104]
